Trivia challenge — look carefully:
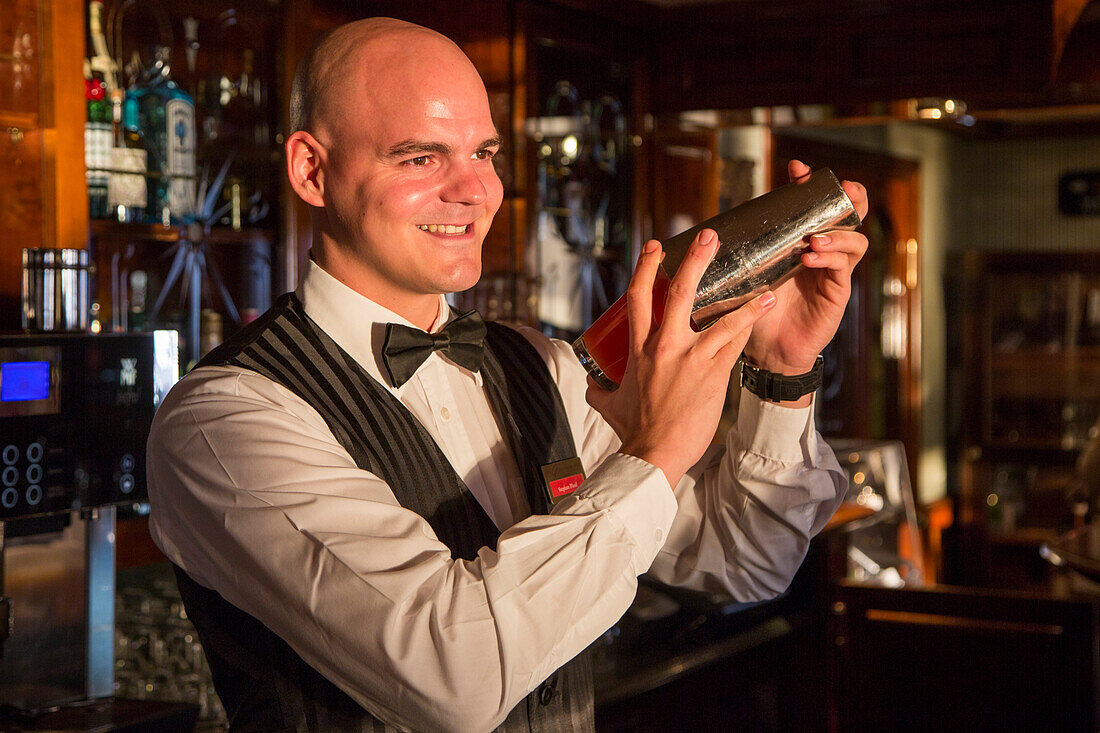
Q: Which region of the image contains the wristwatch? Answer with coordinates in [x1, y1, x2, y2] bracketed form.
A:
[740, 355, 824, 402]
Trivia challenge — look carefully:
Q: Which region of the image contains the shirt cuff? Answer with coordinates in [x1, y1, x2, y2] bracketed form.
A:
[736, 390, 819, 464]
[552, 452, 678, 572]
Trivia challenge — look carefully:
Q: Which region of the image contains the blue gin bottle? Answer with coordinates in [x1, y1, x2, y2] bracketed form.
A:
[127, 46, 196, 225]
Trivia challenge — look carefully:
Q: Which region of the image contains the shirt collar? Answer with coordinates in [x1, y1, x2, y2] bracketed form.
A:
[295, 257, 452, 388]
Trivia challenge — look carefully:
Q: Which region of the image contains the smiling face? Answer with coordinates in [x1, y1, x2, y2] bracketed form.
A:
[295, 24, 504, 327]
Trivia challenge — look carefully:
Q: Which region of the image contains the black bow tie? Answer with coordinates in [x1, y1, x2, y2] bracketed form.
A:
[381, 310, 487, 387]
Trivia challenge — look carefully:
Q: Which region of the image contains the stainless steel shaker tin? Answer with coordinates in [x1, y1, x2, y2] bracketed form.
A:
[22, 248, 92, 332]
[659, 168, 862, 329]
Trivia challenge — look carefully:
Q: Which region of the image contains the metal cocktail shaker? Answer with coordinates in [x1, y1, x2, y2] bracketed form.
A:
[573, 168, 861, 390]
[662, 167, 861, 328]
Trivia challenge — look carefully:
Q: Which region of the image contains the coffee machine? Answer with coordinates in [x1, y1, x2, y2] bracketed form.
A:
[0, 330, 181, 720]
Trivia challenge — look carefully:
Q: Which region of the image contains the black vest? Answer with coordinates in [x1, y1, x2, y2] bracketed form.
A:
[172, 294, 594, 732]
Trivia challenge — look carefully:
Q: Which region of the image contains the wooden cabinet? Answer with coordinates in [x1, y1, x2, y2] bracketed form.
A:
[78, 0, 283, 366]
[0, 0, 86, 331]
[0, 0, 42, 119]
[955, 251, 1100, 579]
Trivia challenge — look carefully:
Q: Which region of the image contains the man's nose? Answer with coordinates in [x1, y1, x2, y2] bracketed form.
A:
[441, 161, 489, 205]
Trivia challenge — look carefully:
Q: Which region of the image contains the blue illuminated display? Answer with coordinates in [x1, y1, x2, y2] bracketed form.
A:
[1, 361, 50, 402]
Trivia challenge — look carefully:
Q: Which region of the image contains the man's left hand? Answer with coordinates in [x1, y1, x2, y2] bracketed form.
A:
[742, 159, 870, 378]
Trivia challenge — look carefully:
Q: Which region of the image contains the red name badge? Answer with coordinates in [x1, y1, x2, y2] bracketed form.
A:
[540, 457, 586, 505]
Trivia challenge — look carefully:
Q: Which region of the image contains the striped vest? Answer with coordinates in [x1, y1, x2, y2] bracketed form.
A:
[172, 293, 595, 732]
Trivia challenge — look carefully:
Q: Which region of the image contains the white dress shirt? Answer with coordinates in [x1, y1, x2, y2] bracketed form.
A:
[147, 260, 847, 732]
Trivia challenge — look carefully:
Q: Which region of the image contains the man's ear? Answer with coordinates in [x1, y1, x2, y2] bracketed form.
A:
[286, 131, 326, 207]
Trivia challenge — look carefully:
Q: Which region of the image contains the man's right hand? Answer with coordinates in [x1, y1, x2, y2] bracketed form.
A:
[585, 228, 777, 487]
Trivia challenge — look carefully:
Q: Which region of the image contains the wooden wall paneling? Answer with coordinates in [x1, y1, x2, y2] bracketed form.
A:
[517, 1, 540, 322]
[652, 0, 1056, 113]
[524, 0, 655, 27]
[509, 15, 529, 314]
[0, 127, 46, 330]
[518, 1, 539, 309]
[43, 0, 86, 253]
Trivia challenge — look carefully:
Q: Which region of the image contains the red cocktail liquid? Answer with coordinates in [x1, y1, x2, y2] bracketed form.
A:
[572, 269, 671, 390]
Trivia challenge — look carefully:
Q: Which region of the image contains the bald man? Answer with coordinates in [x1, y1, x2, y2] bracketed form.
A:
[147, 17, 868, 733]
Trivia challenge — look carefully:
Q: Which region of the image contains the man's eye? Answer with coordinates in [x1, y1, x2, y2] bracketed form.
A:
[474, 149, 497, 161]
[407, 156, 431, 166]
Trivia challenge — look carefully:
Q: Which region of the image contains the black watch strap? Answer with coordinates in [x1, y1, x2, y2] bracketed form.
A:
[740, 355, 824, 402]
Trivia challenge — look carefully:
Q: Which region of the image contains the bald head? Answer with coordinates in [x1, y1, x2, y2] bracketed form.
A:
[282, 16, 502, 325]
[289, 18, 475, 136]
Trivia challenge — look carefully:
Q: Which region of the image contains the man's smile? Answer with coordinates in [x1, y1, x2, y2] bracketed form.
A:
[416, 224, 471, 234]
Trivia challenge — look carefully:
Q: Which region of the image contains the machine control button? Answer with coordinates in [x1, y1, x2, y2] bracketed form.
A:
[26, 442, 43, 463]
[1, 466, 17, 487]
[25, 485, 41, 506]
[120, 474, 135, 494]
[25, 464, 42, 484]
[1, 445, 17, 465]
[120, 454, 135, 473]
[1, 488, 17, 509]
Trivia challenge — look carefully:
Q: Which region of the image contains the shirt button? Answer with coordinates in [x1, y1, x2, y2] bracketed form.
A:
[440, 407, 451, 421]
[655, 529, 664, 544]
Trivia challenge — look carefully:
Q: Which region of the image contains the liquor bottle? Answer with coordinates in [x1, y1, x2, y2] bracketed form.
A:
[86, 1, 117, 89]
[84, 0, 115, 220]
[84, 74, 112, 220]
[128, 46, 197, 225]
[107, 88, 148, 223]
